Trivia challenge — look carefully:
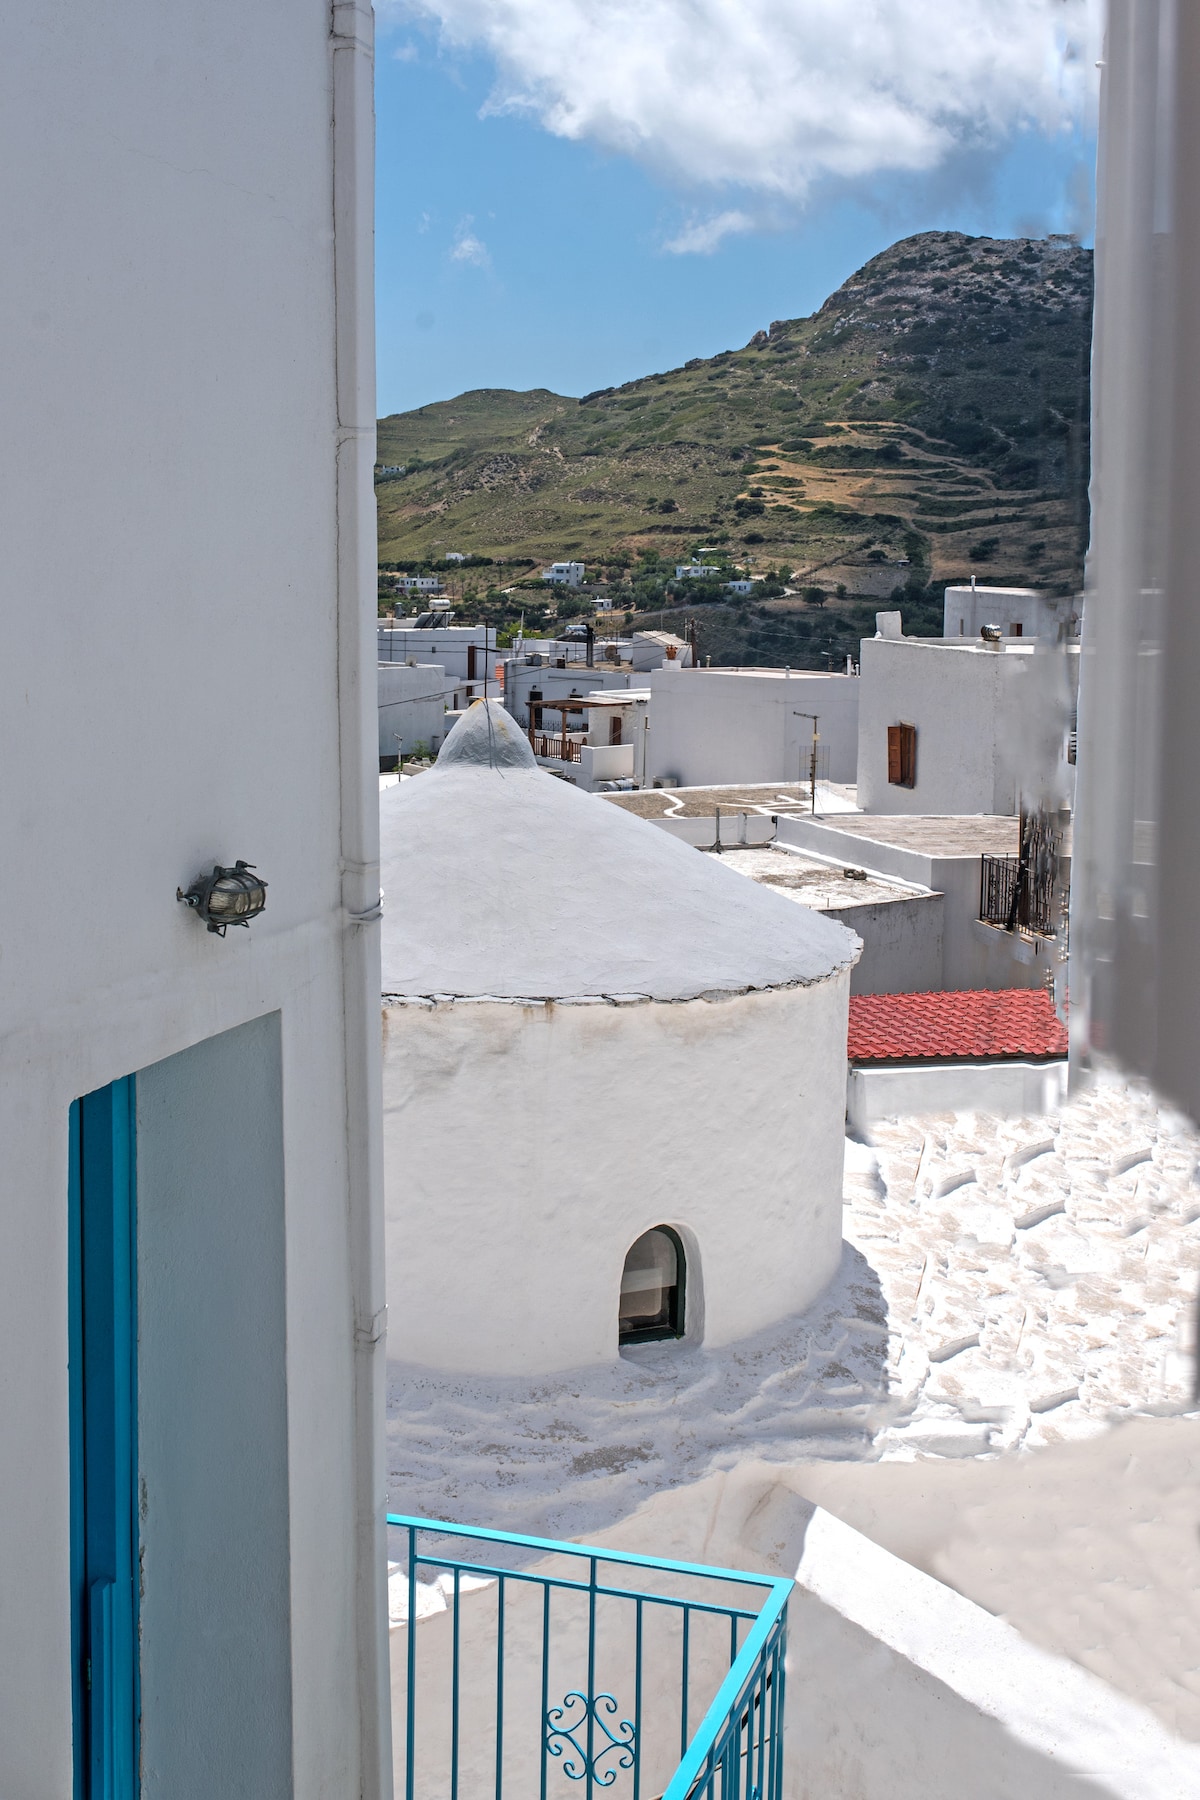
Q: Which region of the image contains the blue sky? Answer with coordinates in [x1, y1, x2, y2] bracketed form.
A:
[376, 15, 1096, 418]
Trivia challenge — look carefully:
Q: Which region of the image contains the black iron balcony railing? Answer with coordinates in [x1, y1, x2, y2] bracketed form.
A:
[980, 811, 1060, 938]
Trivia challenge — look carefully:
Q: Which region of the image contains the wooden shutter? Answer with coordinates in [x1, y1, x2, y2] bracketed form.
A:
[467, 643, 478, 679]
[887, 725, 903, 784]
[899, 722, 917, 787]
[610, 715, 623, 745]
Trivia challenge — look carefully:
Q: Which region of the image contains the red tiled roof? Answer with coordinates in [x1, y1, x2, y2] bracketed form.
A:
[847, 990, 1068, 1064]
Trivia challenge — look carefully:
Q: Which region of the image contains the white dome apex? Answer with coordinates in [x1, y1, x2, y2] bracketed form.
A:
[380, 700, 859, 1001]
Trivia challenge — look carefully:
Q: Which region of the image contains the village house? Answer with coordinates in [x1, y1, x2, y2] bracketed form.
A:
[857, 612, 1078, 817]
[943, 581, 1079, 643]
[540, 558, 586, 586]
[378, 702, 858, 1376]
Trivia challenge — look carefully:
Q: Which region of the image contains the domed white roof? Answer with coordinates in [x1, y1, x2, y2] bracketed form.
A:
[379, 701, 859, 1001]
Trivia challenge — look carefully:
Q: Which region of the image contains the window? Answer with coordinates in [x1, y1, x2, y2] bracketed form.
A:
[619, 1227, 685, 1344]
[1009, 622, 1023, 637]
[886, 722, 917, 787]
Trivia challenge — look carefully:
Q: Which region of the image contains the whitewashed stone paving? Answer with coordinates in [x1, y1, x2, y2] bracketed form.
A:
[855, 1075, 1200, 1457]
[387, 1076, 1200, 1542]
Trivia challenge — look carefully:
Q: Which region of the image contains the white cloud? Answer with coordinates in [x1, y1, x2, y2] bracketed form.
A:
[663, 209, 756, 255]
[450, 219, 490, 267]
[382, 0, 1099, 200]
[392, 42, 420, 62]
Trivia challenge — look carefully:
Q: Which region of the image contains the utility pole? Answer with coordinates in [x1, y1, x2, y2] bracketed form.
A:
[792, 711, 820, 815]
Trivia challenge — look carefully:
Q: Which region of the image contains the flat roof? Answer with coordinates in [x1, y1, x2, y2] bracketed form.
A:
[717, 847, 930, 912]
[601, 782, 859, 820]
[815, 814, 1020, 856]
[673, 667, 857, 680]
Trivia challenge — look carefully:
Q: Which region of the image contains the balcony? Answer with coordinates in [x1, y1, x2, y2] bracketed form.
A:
[389, 1514, 791, 1799]
[979, 810, 1061, 939]
[530, 729, 584, 763]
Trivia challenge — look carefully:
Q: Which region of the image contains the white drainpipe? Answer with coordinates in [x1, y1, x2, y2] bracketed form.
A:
[332, 5, 391, 1795]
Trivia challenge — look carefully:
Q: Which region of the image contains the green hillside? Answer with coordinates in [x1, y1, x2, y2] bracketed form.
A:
[376, 230, 1091, 664]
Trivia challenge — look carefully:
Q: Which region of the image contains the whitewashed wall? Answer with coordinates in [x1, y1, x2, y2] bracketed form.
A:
[777, 818, 1053, 994]
[943, 585, 1073, 643]
[379, 660, 447, 758]
[382, 978, 850, 1374]
[378, 623, 496, 679]
[647, 668, 860, 789]
[857, 638, 1077, 816]
[789, 1509, 1200, 1800]
[584, 1467, 1200, 1800]
[0, 4, 388, 1794]
[505, 658, 644, 726]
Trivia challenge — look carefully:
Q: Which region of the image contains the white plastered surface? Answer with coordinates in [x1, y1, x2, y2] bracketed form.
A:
[379, 702, 859, 1000]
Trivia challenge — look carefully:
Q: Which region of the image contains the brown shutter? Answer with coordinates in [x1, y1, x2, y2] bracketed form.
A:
[467, 643, 478, 679]
[899, 722, 917, 787]
[887, 724, 902, 784]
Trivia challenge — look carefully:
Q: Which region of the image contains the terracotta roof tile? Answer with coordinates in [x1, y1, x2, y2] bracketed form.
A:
[848, 989, 1067, 1064]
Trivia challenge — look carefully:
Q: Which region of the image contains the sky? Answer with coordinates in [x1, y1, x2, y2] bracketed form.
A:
[375, 0, 1100, 418]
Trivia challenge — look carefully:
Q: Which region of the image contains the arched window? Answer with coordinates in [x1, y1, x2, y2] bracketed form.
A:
[619, 1227, 685, 1345]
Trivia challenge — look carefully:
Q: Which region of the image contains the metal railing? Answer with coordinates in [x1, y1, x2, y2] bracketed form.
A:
[979, 812, 1060, 938]
[388, 1513, 790, 1800]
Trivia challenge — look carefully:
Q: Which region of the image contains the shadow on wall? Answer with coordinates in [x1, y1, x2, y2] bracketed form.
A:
[385, 1242, 889, 1551]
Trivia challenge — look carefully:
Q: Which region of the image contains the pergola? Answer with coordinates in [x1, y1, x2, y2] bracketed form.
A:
[527, 694, 634, 761]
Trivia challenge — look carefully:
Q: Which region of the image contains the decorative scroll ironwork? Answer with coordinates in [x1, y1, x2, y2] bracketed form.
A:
[545, 1690, 637, 1786]
[388, 1511, 790, 1800]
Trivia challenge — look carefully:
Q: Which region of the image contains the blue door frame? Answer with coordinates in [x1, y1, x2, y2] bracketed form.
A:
[69, 1077, 138, 1799]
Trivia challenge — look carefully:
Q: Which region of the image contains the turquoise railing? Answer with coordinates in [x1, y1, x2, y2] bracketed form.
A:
[387, 1513, 790, 1800]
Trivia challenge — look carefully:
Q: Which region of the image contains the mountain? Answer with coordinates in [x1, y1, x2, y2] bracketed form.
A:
[376, 230, 1092, 661]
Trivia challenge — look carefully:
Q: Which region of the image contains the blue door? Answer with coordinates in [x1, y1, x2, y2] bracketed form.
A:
[69, 1078, 138, 1799]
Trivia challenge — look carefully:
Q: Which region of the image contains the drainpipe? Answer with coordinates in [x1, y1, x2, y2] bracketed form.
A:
[332, 7, 391, 1797]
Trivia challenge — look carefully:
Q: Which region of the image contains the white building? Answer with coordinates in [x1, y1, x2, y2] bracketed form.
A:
[725, 578, 758, 596]
[504, 633, 688, 731]
[675, 563, 721, 579]
[378, 661, 447, 763]
[943, 583, 1077, 643]
[541, 560, 586, 587]
[379, 622, 499, 714]
[0, 2, 388, 1794]
[379, 703, 858, 1376]
[527, 689, 651, 789]
[857, 626, 1078, 817]
[646, 667, 861, 790]
[444, 551, 466, 562]
[395, 573, 445, 593]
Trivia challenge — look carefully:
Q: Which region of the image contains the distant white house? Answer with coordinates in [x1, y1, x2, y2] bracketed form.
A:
[675, 563, 721, 580]
[541, 560, 586, 587]
[943, 583, 1078, 643]
[378, 623, 499, 714]
[395, 573, 444, 593]
[725, 578, 758, 596]
[444, 551, 466, 562]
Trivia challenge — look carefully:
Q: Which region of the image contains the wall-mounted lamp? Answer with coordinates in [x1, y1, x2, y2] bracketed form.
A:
[177, 861, 268, 936]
